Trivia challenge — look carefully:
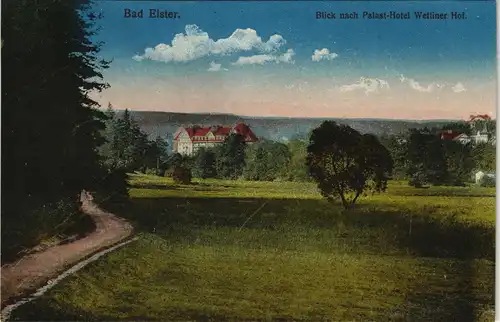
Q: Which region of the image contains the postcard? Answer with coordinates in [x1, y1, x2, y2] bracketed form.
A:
[2, 0, 496, 321]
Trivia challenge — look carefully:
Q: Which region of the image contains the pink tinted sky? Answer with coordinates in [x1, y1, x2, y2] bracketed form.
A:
[91, 1, 497, 121]
[92, 76, 496, 120]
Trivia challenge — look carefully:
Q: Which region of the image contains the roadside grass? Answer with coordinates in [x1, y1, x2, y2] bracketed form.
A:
[10, 175, 495, 321]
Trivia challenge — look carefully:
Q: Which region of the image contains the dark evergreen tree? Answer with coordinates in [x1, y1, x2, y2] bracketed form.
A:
[216, 134, 247, 179]
[100, 108, 163, 173]
[2, 0, 110, 206]
[2, 0, 120, 257]
[147, 135, 169, 174]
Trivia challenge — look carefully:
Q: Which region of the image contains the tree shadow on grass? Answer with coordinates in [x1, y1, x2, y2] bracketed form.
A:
[17, 194, 490, 322]
[104, 195, 494, 262]
[12, 190, 495, 322]
[392, 258, 495, 321]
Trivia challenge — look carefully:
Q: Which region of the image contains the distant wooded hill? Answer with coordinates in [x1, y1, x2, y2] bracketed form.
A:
[116, 110, 455, 151]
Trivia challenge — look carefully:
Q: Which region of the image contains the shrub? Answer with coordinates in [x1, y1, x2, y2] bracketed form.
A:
[172, 166, 192, 184]
[157, 167, 166, 177]
[145, 168, 157, 175]
[408, 171, 427, 188]
[479, 175, 496, 187]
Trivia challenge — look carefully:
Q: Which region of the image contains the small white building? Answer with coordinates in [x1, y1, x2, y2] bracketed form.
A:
[470, 131, 489, 145]
[475, 171, 496, 184]
[440, 130, 492, 146]
[454, 133, 471, 145]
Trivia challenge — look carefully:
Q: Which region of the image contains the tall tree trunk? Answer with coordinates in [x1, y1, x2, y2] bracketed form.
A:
[351, 191, 361, 206]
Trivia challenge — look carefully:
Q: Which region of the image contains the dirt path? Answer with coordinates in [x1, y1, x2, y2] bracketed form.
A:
[1, 191, 133, 307]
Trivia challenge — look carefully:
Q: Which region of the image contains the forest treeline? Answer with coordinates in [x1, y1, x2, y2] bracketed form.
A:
[150, 121, 495, 188]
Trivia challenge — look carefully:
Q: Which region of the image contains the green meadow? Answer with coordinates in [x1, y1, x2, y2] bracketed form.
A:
[11, 175, 495, 321]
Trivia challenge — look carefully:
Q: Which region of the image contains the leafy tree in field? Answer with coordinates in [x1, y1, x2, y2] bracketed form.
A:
[306, 121, 393, 209]
[194, 148, 217, 179]
[425, 131, 448, 185]
[442, 140, 474, 186]
[243, 144, 268, 181]
[405, 125, 482, 187]
[243, 140, 291, 181]
[146, 135, 169, 174]
[216, 134, 246, 179]
[469, 117, 495, 136]
[266, 141, 291, 180]
[379, 134, 407, 180]
[283, 139, 310, 181]
[405, 128, 448, 187]
[162, 153, 193, 177]
[472, 143, 495, 172]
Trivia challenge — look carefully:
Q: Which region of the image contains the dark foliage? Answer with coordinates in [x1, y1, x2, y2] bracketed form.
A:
[100, 105, 169, 174]
[172, 166, 192, 184]
[306, 121, 393, 209]
[405, 127, 475, 187]
[194, 148, 217, 179]
[243, 140, 291, 181]
[216, 134, 247, 179]
[2, 0, 122, 257]
[3, 0, 110, 205]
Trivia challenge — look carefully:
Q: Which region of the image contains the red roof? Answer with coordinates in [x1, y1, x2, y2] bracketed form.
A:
[174, 123, 258, 143]
[440, 130, 467, 140]
[469, 114, 491, 122]
[232, 123, 258, 142]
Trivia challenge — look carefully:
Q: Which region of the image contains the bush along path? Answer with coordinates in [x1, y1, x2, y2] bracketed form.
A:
[1, 191, 134, 313]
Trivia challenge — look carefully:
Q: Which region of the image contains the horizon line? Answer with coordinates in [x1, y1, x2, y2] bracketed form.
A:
[101, 108, 494, 122]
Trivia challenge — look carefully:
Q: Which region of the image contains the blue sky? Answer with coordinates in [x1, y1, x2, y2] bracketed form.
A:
[90, 1, 497, 119]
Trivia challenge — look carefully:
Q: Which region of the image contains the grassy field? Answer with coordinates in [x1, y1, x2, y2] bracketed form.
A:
[11, 175, 495, 321]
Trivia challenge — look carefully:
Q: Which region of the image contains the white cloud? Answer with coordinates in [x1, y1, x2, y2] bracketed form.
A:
[132, 55, 144, 62]
[233, 55, 275, 65]
[133, 25, 286, 63]
[399, 74, 442, 93]
[451, 82, 466, 93]
[233, 49, 295, 65]
[311, 48, 338, 62]
[280, 49, 295, 63]
[408, 79, 436, 92]
[207, 61, 227, 72]
[339, 77, 390, 94]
